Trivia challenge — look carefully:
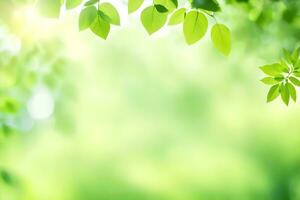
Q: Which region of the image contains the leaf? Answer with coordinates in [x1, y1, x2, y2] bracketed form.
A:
[280, 60, 290, 73]
[168, 8, 186, 25]
[155, 5, 169, 13]
[287, 82, 297, 102]
[36, 0, 62, 18]
[99, 3, 120, 25]
[84, 0, 99, 6]
[267, 84, 280, 103]
[66, 0, 83, 9]
[140, 6, 168, 35]
[289, 76, 300, 86]
[90, 14, 110, 39]
[128, 0, 144, 14]
[259, 63, 283, 76]
[283, 48, 292, 64]
[154, 0, 177, 12]
[280, 83, 290, 106]
[261, 77, 280, 85]
[291, 46, 300, 64]
[183, 11, 208, 45]
[191, 0, 221, 12]
[211, 23, 231, 56]
[79, 6, 97, 31]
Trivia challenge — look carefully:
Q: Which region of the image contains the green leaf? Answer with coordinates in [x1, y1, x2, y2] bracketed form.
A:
[211, 23, 231, 56]
[36, 0, 62, 18]
[261, 77, 280, 85]
[280, 60, 290, 73]
[291, 47, 300, 64]
[79, 6, 97, 31]
[287, 82, 297, 102]
[280, 83, 290, 106]
[267, 84, 280, 103]
[140, 6, 168, 35]
[283, 48, 292, 64]
[84, 0, 99, 6]
[66, 0, 83, 9]
[90, 14, 110, 39]
[155, 5, 169, 13]
[191, 0, 221, 12]
[289, 76, 300, 86]
[99, 3, 120, 25]
[128, 0, 144, 13]
[154, 0, 177, 12]
[259, 63, 283, 76]
[183, 11, 208, 45]
[168, 8, 186, 25]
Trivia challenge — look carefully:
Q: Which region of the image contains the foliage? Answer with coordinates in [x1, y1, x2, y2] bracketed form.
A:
[260, 47, 300, 105]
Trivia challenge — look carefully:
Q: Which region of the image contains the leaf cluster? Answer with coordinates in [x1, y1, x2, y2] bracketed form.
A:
[260, 47, 300, 105]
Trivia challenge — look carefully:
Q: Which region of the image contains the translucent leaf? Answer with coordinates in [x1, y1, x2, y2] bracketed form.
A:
[267, 84, 280, 103]
[154, 0, 177, 12]
[289, 76, 300, 86]
[280, 83, 290, 106]
[84, 0, 98, 6]
[211, 23, 231, 56]
[90, 14, 110, 39]
[99, 3, 120, 25]
[128, 0, 144, 14]
[66, 0, 83, 9]
[260, 77, 280, 85]
[141, 6, 168, 35]
[259, 63, 283, 76]
[36, 0, 62, 18]
[168, 8, 186, 25]
[287, 82, 297, 102]
[79, 6, 97, 31]
[183, 11, 208, 45]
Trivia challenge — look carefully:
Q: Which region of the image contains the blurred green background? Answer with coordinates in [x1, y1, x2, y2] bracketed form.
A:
[0, 0, 300, 200]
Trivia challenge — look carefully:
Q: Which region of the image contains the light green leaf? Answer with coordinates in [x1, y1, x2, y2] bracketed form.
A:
[259, 63, 283, 76]
[168, 8, 186, 25]
[141, 6, 168, 35]
[267, 84, 280, 103]
[183, 11, 208, 45]
[289, 76, 300, 86]
[79, 6, 97, 31]
[292, 47, 300, 64]
[128, 0, 144, 14]
[260, 77, 280, 85]
[280, 60, 290, 73]
[66, 0, 83, 9]
[283, 48, 292, 64]
[90, 14, 110, 39]
[99, 3, 120, 25]
[211, 23, 231, 56]
[36, 0, 62, 18]
[287, 82, 297, 102]
[84, 0, 98, 6]
[280, 83, 290, 106]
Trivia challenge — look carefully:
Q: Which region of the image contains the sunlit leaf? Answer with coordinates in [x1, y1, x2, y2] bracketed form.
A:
[66, 0, 83, 9]
[79, 6, 97, 31]
[211, 23, 231, 56]
[90, 14, 110, 39]
[260, 77, 280, 85]
[280, 83, 290, 106]
[259, 63, 283, 76]
[128, 0, 144, 13]
[287, 82, 296, 102]
[141, 6, 168, 35]
[168, 8, 186, 25]
[99, 3, 120, 25]
[183, 11, 208, 45]
[267, 84, 280, 102]
[289, 76, 300, 86]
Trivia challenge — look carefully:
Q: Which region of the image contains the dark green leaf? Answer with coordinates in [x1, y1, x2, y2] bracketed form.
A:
[191, 0, 221, 12]
[155, 4, 169, 13]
